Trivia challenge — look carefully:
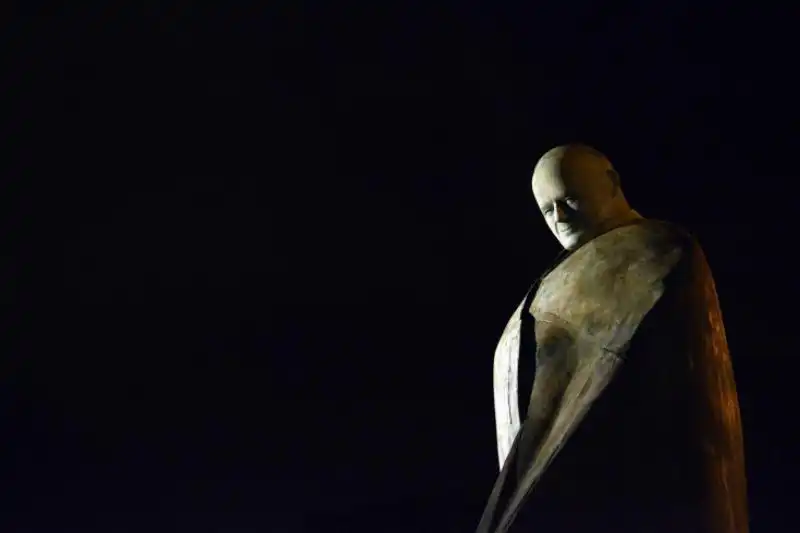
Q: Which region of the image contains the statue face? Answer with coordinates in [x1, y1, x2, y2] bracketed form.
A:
[532, 148, 618, 250]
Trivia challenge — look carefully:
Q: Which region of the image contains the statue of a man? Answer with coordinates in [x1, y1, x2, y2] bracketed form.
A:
[476, 145, 749, 533]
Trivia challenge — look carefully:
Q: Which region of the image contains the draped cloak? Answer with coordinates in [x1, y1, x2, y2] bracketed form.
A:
[477, 220, 748, 533]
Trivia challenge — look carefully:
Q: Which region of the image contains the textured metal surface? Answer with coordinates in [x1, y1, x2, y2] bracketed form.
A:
[493, 297, 527, 469]
[685, 240, 749, 533]
[480, 220, 748, 533]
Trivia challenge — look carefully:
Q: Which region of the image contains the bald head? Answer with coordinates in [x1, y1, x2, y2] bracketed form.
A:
[532, 144, 639, 250]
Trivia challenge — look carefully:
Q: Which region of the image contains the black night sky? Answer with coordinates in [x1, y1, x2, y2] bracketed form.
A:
[2, 3, 797, 531]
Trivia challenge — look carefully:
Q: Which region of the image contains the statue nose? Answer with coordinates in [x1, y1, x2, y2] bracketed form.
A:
[554, 204, 569, 222]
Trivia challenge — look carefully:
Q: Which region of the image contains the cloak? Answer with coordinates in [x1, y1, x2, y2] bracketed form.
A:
[479, 220, 748, 533]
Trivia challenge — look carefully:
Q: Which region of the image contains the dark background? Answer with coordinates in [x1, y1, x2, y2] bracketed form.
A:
[2, 2, 796, 531]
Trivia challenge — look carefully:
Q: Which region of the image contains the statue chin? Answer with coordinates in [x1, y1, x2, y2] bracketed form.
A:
[557, 232, 583, 250]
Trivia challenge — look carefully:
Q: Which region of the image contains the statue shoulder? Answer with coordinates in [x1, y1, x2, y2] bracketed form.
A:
[621, 219, 697, 260]
[582, 219, 699, 289]
[629, 219, 716, 294]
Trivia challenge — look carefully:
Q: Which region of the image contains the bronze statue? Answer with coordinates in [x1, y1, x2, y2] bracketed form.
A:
[477, 145, 749, 532]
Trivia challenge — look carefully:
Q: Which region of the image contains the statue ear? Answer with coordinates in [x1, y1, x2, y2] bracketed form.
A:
[606, 169, 620, 196]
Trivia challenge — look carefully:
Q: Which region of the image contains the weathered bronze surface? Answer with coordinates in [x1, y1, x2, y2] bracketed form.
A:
[480, 220, 748, 533]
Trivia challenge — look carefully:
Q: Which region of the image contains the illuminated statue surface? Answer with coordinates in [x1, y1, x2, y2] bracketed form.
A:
[478, 145, 749, 533]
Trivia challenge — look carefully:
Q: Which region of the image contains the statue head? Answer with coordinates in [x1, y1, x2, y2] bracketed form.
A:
[531, 144, 640, 250]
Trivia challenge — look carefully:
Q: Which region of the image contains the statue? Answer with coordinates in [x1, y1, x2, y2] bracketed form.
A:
[476, 145, 749, 532]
